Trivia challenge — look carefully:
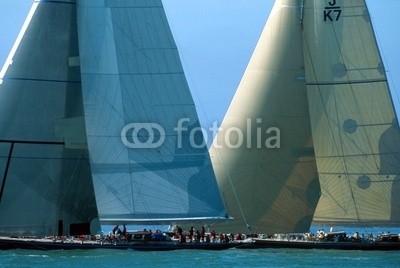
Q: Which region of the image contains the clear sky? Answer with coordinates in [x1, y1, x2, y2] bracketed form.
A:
[0, 0, 399, 131]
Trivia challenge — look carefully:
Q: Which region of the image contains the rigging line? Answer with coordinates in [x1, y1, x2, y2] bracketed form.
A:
[162, 1, 212, 143]
[300, 0, 305, 25]
[127, 149, 136, 216]
[367, 3, 400, 120]
[0, 143, 14, 203]
[56, 150, 83, 210]
[180, 54, 213, 144]
[385, 67, 400, 117]
[213, 148, 251, 231]
[179, 50, 211, 147]
[52, 150, 87, 236]
[254, 218, 266, 235]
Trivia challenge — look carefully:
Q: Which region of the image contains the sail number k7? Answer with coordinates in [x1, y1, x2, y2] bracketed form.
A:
[324, 0, 342, 22]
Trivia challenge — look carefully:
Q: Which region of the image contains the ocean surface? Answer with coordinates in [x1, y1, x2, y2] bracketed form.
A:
[1, 227, 400, 267]
[1, 247, 400, 267]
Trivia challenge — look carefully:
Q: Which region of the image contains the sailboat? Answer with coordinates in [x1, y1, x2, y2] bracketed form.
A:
[211, 0, 400, 245]
[0, 0, 234, 250]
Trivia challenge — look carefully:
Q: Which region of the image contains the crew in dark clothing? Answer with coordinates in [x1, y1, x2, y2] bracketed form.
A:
[201, 226, 206, 242]
[189, 226, 194, 242]
[195, 230, 201, 242]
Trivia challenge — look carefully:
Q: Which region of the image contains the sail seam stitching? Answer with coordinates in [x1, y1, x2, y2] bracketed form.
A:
[4, 77, 81, 84]
[307, 79, 386, 86]
[0, 140, 65, 145]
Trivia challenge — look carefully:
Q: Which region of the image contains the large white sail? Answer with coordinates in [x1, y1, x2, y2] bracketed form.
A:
[0, 0, 99, 236]
[303, 0, 400, 225]
[76, 0, 227, 224]
[210, 0, 320, 234]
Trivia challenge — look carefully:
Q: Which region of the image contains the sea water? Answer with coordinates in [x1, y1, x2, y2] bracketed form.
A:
[1, 248, 400, 267]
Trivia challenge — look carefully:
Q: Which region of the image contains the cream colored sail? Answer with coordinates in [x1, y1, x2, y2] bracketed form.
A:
[303, 0, 400, 225]
[210, 0, 320, 234]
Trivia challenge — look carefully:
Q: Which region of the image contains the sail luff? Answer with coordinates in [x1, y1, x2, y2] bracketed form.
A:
[0, 3, 38, 85]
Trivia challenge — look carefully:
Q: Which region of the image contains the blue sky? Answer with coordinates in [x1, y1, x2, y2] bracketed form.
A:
[0, 0, 399, 130]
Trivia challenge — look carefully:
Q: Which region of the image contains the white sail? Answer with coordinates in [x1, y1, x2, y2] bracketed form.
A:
[76, 0, 227, 224]
[303, 0, 400, 225]
[0, 0, 100, 236]
[210, 0, 320, 234]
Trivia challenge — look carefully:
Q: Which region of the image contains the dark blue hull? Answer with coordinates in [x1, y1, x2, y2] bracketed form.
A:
[0, 237, 238, 251]
[238, 238, 400, 251]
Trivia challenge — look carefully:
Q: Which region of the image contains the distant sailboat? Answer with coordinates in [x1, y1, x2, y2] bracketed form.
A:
[0, 0, 228, 240]
[211, 0, 400, 234]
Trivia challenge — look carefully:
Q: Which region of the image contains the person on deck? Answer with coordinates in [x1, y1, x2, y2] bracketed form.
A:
[230, 233, 234, 241]
[177, 226, 183, 237]
[176, 226, 185, 243]
[211, 230, 216, 242]
[189, 226, 194, 242]
[205, 235, 210, 243]
[236, 233, 242, 241]
[122, 224, 127, 236]
[201, 226, 206, 242]
[112, 225, 119, 235]
[219, 233, 224, 242]
[113, 225, 122, 241]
